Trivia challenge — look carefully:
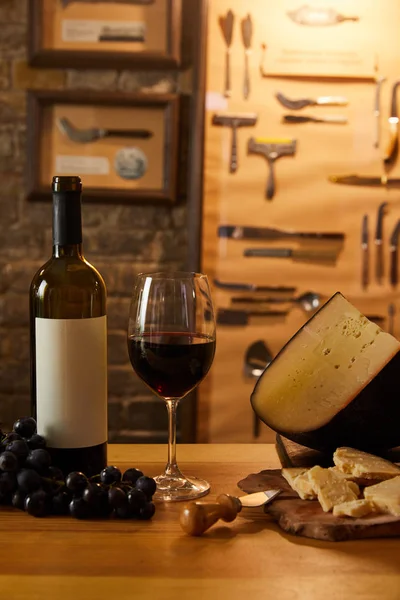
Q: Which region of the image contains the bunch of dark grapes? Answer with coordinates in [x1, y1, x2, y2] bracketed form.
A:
[0, 417, 156, 520]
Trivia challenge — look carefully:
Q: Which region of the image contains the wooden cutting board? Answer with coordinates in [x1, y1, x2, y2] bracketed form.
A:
[237, 469, 400, 542]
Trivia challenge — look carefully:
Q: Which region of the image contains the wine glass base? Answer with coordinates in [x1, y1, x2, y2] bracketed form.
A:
[153, 473, 210, 502]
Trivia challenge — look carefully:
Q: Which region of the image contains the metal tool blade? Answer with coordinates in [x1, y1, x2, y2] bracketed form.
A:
[241, 14, 253, 99]
[213, 278, 296, 293]
[384, 80, 400, 170]
[243, 247, 338, 261]
[283, 114, 348, 124]
[219, 9, 234, 46]
[276, 92, 347, 110]
[388, 303, 396, 335]
[390, 219, 400, 287]
[374, 76, 386, 148]
[217, 308, 288, 325]
[329, 174, 400, 187]
[239, 490, 281, 508]
[218, 225, 344, 241]
[375, 202, 388, 284]
[361, 214, 369, 289]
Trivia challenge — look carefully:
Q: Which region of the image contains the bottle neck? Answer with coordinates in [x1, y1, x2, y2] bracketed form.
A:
[52, 190, 83, 258]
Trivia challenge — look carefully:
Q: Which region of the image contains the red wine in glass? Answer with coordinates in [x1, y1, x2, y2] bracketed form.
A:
[128, 332, 215, 398]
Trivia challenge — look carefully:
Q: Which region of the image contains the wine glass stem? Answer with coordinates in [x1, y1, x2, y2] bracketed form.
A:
[164, 398, 182, 478]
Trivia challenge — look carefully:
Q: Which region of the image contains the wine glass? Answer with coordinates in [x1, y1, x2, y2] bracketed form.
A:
[127, 272, 216, 501]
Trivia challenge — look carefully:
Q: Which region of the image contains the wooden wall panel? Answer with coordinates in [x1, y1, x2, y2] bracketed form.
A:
[198, 0, 400, 443]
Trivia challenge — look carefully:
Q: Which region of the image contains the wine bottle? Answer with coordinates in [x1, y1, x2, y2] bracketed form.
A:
[30, 176, 107, 476]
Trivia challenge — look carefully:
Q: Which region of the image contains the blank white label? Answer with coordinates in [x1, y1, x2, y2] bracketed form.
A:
[36, 316, 108, 449]
[205, 91, 228, 111]
[62, 19, 146, 43]
[55, 155, 110, 176]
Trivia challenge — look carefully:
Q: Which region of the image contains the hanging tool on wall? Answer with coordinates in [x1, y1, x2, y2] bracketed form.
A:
[244, 340, 273, 439]
[282, 114, 348, 125]
[361, 214, 369, 290]
[247, 137, 296, 199]
[241, 14, 253, 100]
[373, 76, 386, 149]
[56, 117, 153, 143]
[375, 202, 388, 284]
[388, 303, 396, 336]
[212, 113, 258, 173]
[275, 91, 348, 110]
[218, 224, 345, 241]
[389, 219, 400, 288]
[383, 80, 400, 173]
[213, 278, 297, 294]
[218, 9, 235, 98]
[217, 308, 288, 326]
[329, 173, 400, 188]
[286, 5, 359, 26]
[243, 247, 337, 262]
[231, 291, 321, 314]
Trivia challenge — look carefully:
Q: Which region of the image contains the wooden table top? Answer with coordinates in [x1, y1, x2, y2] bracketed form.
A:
[1, 444, 399, 600]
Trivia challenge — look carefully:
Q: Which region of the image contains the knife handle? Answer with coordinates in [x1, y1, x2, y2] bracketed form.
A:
[180, 494, 241, 536]
[230, 123, 238, 173]
[106, 129, 152, 138]
[390, 248, 398, 287]
[224, 49, 231, 98]
[384, 129, 398, 169]
[294, 249, 338, 261]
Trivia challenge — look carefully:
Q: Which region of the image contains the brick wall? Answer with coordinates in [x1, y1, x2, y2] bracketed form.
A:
[0, 0, 193, 441]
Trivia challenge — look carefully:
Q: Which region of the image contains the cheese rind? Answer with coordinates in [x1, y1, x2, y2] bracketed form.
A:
[332, 499, 375, 518]
[333, 447, 400, 480]
[308, 465, 360, 512]
[364, 475, 400, 516]
[282, 468, 316, 499]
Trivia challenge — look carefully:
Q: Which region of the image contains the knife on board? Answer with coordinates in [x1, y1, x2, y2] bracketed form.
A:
[329, 174, 400, 188]
[283, 114, 348, 125]
[275, 91, 348, 110]
[241, 14, 253, 100]
[217, 308, 288, 325]
[375, 202, 388, 284]
[218, 225, 345, 241]
[243, 247, 338, 261]
[384, 80, 400, 171]
[361, 214, 369, 290]
[180, 489, 282, 536]
[389, 219, 400, 287]
[213, 278, 297, 293]
[219, 10, 235, 97]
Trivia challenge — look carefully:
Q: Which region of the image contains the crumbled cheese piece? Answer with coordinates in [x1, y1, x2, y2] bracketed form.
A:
[333, 447, 400, 481]
[332, 499, 375, 518]
[364, 475, 400, 517]
[281, 467, 316, 500]
[308, 465, 360, 512]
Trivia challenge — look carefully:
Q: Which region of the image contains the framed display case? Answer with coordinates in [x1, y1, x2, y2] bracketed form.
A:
[28, 0, 182, 69]
[26, 90, 179, 204]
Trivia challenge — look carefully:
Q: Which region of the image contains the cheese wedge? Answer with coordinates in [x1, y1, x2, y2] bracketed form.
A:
[282, 468, 316, 499]
[364, 475, 400, 516]
[332, 499, 375, 518]
[308, 465, 359, 512]
[328, 466, 381, 487]
[333, 447, 400, 481]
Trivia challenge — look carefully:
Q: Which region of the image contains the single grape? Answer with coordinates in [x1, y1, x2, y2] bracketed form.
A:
[69, 497, 90, 519]
[0, 471, 17, 494]
[12, 489, 26, 510]
[135, 476, 156, 500]
[5, 439, 29, 461]
[17, 468, 42, 493]
[122, 468, 143, 485]
[100, 465, 121, 485]
[139, 502, 156, 521]
[27, 434, 46, 450]
[0, 451, 18, 472]
[52, 492, 70, 516]
[25, 449, 51, 473]
[127, 488, 147, 511]
[13, 417, 37, 439]
[48, 466, 64, 482]
[66, 472, 87, 494]
[115, 505, 132, 519]
[82, 483, 107, 508]
[24, 490, 51, 517]
[108, 487, 128, 510]
[1, 432, 21, 451]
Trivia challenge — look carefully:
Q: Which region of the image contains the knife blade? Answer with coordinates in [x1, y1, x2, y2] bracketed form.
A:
[374, 76, 386, 148]
[217, 308, 288, 325]
[283, 114, 348, 124]
[275, 91, 348, 110]
[218, 225, 345, 241]
[241, 14, 253, 99]
[219, 10, 235, 97]
[390, 219, 400, 287]
[180, 489, 282, 536]
[375, 202, 388, 284]
[361, 214, 369, 290]
[384, 80, 400, 171]
[329, 174, 400, 188]
[213, 278, 297, 293]
[388, 303, 396, 335]
[243, 247, 338, 261]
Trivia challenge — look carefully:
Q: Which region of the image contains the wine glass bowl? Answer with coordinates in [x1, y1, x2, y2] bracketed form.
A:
[127, 272, 216, 501]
